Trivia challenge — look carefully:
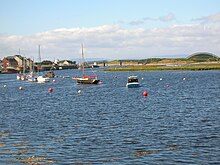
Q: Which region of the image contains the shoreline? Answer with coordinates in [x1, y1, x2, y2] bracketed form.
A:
[103, 63, 220, 71]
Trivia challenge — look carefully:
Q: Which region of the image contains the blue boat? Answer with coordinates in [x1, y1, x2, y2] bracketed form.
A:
[126, 76, 140, 88]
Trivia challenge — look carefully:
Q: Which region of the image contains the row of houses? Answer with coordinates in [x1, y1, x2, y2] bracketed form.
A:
[0, 55, 77, 73]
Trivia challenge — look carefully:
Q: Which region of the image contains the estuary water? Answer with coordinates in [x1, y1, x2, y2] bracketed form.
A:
[0, 69, 220, 164]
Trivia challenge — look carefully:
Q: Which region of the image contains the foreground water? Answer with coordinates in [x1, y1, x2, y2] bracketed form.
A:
[0, 69, 220, 164]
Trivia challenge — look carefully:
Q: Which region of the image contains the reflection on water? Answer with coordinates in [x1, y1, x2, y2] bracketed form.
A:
[0, 70, 220, 164]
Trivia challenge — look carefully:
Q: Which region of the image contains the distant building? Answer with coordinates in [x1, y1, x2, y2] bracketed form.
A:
[57, 60, 76, 66]
[41, 60, 54, 65]
[14, 55, 24, 67]
[14, 55, 34, 71]
[54, 59, 59, 64]
[2, 56, 18, 69]
[26, 58, 33, 68]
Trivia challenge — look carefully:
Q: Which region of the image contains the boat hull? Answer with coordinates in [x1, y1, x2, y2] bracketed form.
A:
[37, 76, 50, 83]
[17, 74, 27, 81]
[73, 78, 100, 84]
[126, 83, 140, 88]
[28, 77, 38, 82]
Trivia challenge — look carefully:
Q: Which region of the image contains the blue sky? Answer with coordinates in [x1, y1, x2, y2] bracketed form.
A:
[1, 0, 220, 60]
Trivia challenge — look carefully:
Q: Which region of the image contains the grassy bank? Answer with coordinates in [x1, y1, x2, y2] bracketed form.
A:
[103, 64, 220, 71]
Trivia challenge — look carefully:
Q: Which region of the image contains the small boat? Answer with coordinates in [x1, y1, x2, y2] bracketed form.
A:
[27, 71, 38, 82]
[17, 72, 28, 81]
[20, 74, 27, 81]
[73, 75, 100, 84]
[91, 62, 99, 68]
[73, 44, 100, 85]
[28, 77, 38, 82]
[126, 76, 140, 88]
[27, 57, 38, 82]
[37, 75, 50, 83]
[63, 76, 70, 78]
[45, 70, 55, 78]
[17, 57, 27, 80]
[17, 73, 27, 80]
[27, 65, 39, 82]
[17, 73, 22, 80]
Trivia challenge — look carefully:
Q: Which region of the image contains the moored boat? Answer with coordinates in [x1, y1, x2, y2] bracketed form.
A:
[27, 71, 38, 82]
[73, 75, 100, 84]
[126, 76, 140, 88]
[17, 74, 22, 80]
[73, 44, 100, 85]
[28, 77, 38, 82]
[17, 72, 28, 80]
[17, 57, 27, 80]
[45, 70, 55, 78]
[37, 75, 50, 83]
[21, 74, 27, 81]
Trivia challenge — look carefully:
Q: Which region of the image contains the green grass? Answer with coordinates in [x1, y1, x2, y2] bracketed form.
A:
[103, 64, 220, 71]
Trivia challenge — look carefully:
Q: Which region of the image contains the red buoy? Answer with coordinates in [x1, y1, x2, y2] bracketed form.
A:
[49, 88, 53, 92]
[53, 79, 56, 83]
[143, 91, 148, 96]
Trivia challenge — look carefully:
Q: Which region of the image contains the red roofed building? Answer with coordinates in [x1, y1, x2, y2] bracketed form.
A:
[2, 56, 18, 69]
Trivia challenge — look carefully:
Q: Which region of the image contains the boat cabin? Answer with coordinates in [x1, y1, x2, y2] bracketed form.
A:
[127, 76, 139, 83]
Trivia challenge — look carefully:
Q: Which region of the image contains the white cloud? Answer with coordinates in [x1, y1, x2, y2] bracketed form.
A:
[0, 24, 220, 61]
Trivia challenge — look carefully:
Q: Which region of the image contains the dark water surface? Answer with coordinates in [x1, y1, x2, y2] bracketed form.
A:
[0, 69, 220, 164]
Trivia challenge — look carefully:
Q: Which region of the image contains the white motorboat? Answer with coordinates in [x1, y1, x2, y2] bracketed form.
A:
[126, 76, 140, 88]
[37, 75, 50, 83]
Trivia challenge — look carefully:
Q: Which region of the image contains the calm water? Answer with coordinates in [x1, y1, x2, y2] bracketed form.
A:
[0, 69, 220, 164]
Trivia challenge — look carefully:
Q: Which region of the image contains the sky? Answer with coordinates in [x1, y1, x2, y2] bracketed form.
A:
[0, 0, 220, 61]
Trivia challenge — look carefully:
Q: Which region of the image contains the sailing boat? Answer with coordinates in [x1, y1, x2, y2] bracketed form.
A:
[27, 57, 38, 82]
[17, 55, 27, 80]
[73, 45, 100, 84]
[17, 57, 27, 80]
[36, 45, 50, 83]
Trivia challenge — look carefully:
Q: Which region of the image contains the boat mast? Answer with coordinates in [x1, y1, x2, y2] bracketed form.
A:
[33, 57, 35, 72]
[81, 44, 85, 75]
[23, 57, 25, 74]
[38, 45, 41, 63]
[38, 45, 41, 72]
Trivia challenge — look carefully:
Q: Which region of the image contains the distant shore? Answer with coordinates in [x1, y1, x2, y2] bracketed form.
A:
[103, 63, 220, 71]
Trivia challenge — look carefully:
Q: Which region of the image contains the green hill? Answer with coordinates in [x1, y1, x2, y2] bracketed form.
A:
[188, 53, 219, 62]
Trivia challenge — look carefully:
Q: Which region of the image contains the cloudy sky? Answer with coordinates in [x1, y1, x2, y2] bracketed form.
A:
[0, 0, 220, 61]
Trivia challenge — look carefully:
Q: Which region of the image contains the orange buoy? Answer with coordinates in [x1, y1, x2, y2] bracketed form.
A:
[49, 88, 53, 92]
[143, 91, 148, 97]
